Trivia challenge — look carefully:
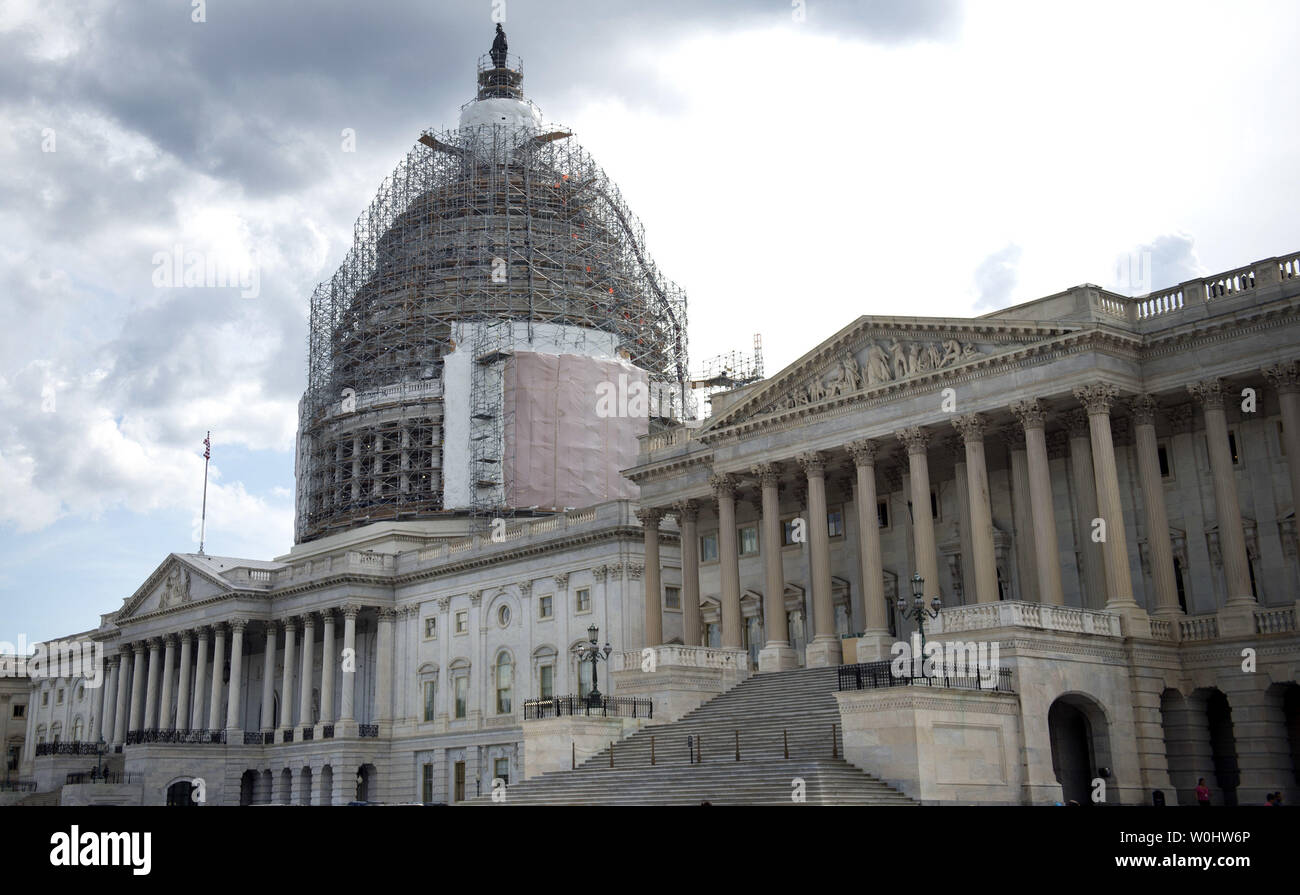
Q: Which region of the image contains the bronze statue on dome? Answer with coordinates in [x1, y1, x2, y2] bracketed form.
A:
[490, 24, 508, 68]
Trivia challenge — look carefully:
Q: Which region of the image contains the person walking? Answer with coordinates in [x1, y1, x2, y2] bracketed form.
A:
[1195, 778, 1211, 807]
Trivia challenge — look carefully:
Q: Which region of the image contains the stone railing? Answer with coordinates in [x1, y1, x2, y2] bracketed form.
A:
[346, 551, 394, 573]
[1255, 604, 1297, 635]
[609, 645, 748, 674]
[931, 601, 1122, 637]
[1148, 618, 1175, 641]
[415, 507, 607, 562]
[1178, 615, 1219, 642]
[1097, 252, 1297, 325]
[638, 424, 702, 456]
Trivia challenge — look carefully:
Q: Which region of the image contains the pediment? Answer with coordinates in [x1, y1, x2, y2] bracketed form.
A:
[704, 315, 1080, 430]
[117, 554, 231, 621]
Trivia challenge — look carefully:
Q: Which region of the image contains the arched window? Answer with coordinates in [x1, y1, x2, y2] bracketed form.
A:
[495, 653, 514, 715]
[72, 717, 84, 742]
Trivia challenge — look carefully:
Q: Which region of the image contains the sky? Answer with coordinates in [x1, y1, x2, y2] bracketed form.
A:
[1, 0, 1298, 643]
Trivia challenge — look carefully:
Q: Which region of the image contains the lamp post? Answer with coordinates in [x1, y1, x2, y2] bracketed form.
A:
[571, 624, 612, 707]
[896, 571, 942, 666]
[94, 735, 106, 781]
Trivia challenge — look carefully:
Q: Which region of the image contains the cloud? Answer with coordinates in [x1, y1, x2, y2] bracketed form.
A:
[1112, 233, 1203, 295]
[971, 244, 1023, 312]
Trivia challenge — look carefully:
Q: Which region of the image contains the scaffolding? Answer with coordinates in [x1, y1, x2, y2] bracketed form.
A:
[296, 53, 689, 543]
[689, 333, 765, 412]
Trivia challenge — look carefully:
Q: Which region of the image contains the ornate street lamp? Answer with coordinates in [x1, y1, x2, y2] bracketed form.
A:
[571, 623, 612, 707]
[896, 571, 943, 663]
[94, 735, 106, 781]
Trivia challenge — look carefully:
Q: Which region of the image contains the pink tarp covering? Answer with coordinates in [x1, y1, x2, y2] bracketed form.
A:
[504, 352, 646, 508]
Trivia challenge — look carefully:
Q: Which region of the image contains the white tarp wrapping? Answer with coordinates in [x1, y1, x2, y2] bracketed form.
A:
[504, 352, 646, 509]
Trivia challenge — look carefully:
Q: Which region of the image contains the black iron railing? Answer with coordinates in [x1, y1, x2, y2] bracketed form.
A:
[282, 729, 294, 743]
[243, 731, 263, 745]
[263, 732, 274, 745]
[35, 741, 101, 756]
[837, 660, 1014, 693]
[301, 727, 314, 741]
[125, 729, 226, 745]
[322, 724, 335, 739]
[65, 771, 141, 785]
[0, 779, 37, 792]
[358, 724, 379, 738]
[523, 694, 654, 720]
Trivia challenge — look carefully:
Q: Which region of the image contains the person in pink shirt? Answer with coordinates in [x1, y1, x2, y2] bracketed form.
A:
[1195, 778, 1211, 806]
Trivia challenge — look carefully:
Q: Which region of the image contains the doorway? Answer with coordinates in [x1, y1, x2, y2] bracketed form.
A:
[453, 761, 466, 802]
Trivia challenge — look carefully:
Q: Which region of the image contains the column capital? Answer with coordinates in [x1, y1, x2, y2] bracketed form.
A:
[1064, 408, 1091, 438]
[319, 608, 336, 625]
[341, 603, 362, 619]
[1187, 377, 1226, 408]
[670, 499, 699, 523]
[847, 438, 877, 467]
[634, 507, 664, 527]
[589, 567, 607, 583]
[299, 612, 317, 629]
[469, 590, 483, 606]
[132, 640, 148, 655]
[1009, 397, 1047, 429]
[377, 608, 398, 623]
[1046, 430, 1069, 459]
[195, 626, 210, 642]
[229, 618, 248, 633]
[519, 579, 535, 595]
[998, 425, 1025, 450]
[1166, 402, 1195, 434]
[709, 472, 738, 498]
[1073, 383, 1119, 415]
[162, 633, 178, 647]
[552, 574, 569, 591]
[436, 597, 450, 613]
[1263, 361, 1300, 395]
[627, 563, 645, 581]
[281, 616, 299, 633]
[750, 461, 782, 486]
[1130, 393, 1159, 427]
[951, 412, 987, 443]
[895, 426, 930, 455]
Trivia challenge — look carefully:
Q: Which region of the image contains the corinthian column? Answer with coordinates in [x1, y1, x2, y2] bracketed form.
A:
[636, 508, 665, 647]
[191, 628, 209, 731]
[340, 605, 359, 723]
[279, 618, 297, 732]
[1073, 384, 1140, 612]
[129, 642, 147, 733]
[799, 451, 841, 666]
[158, 635, 176, 731]
[1066, 409, 1106, 608]
[299, 614, 316, 729]
[176, 632, 192, 732]
[753, 463, 797, 671]
[225, 619, 246, 731]
[897, 427, 940, 601]
[113, 651, 131, 743]
[320, 611, 336, 725]
[671, 501, 702, 646]
[375, 609, 394, 725]
[207, 625, 225, 731]
[143, 638, 162, 730]
[710, 473, 743, 649]
[260, 624, 276, 732]
[953, 414, 999, 604]
[1011, 399, 1065, 606]
[1188, 378, 1254, 606]
[1131, 395, 1181, 617]
[1263, 362, 1300, 557]
[849, 439, 891, 659]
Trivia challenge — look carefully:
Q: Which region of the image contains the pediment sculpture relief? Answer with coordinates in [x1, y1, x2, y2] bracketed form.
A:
[160, 566, 191, 608]
[773, 338, 983, 412]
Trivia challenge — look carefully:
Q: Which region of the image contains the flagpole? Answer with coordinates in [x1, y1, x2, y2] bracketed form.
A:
[199, 431, 210, 556]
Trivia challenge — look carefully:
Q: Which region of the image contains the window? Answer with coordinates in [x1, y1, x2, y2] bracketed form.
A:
[72, 717, 83, 741]
[575, 587, 591, 613]
[1228, 429, 1241, 465]
[877, 499, 890, 529]
[12, 703, 24, 719]
[578, 659, 594, 699]
[700, 533, 719, 562]
[664, 586, 681, 610]
[782, 518, 800, 546]
[424, 617, 437, 639]
[827, 509, 844, 538]
[41, 692, 48, 707]
[497, 604, 511, 627]
[56, 689, 64, 705]
[75, 684, 85, 703]
[494, 757, 510, 786]
[422, 764, 435, 804]
[705, 622, 721, 648]
[931, 489, 940, 522]
[739, 525, 759, 556]
[539, 664, 554, 700]
[454, 610, 468, 634]
[454, 676, 469, 719]
[495, 653, 513, 714]
[538, 595, 553, 619]
[1173, 558, 1188, 614]
[1157, 443, 1172, 479]
[423, 681, 436, 722]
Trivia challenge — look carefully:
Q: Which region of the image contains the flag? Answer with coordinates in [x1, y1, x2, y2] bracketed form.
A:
[203, 432, 210, 460]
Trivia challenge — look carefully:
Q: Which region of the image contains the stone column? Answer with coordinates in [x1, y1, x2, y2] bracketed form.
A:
[97, 657, 116, 742]
[143, 638, 162, 730]
[225, 619, 246, 731]
[1264, 362, 1300, 556]
[1012, 399, 1066, 606]
[953, 414, 999, 604]
[848, 440, 891, 659]
[280, 618, 298, 732]
[672, 501, 702, 647]
[128, 642, 147, 733]
[376, 609, 395, 725]
[1130, 394, 1181, 617]
[636, 508, 664, 647]
[710, 474, 743, 649]
[753, 463, 797, 671]
[798, 452, 841, 666]
[158, 635, 176, 731]
[1066, 409, 1106, 608]
[320, 612, 336, 725]
[1188, 378, 1254, 608]
[1073, 385, 1141, 613]
[299, 614, 316, 729]
[1005, 429, 1037, 601]
[896, 427, 940, 601]
[206, 625, 226, 731]
[176, 632, 192, 731]
[260, 624, 277, 732]
[191, 628, 209, 731]
[340, 605, 359, 722]
[112, 652, 130, 743]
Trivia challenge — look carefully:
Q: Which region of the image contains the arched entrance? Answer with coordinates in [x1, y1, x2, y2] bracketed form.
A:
[355, 763, 375, 803]
[1048, 694, 1113, 805]
[1204, 689, 1240, 806]
[320, 765, 333, 806]
[299, 766, 313, 806]
[167, 779, 198, 806]
[239, 770, 257, 806]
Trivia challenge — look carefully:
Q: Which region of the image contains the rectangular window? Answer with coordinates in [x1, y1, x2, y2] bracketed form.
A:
[12, 704, 23, 718]
[423, 680, 436, 722]
[422, 764, 434, 804]
[424, 617, 437, 639]
[1157, 443, 1172, 479]
[494, 757, 509, 785]
[539, 664, 554, 700]
[827, 509, 844, 538]
[575, 587, 591, 613]
[706, 622, 721, 648]
[664, 585, 681, 610]
[578, 661, 594, 699]
[739, 525, 759, 556]
[700, 533, 719, 562]
[41, 693, 48, 707]
[454, 610, 468, 634]
[56, 689, 63, 705]
[782, 518, 799, 546]
[454, 676, 468, 719]
[538, 594, 553, 619]
[930, 489, 940, 522]
[1228, 429, 1240, 465]
[877, 499, 890, 529]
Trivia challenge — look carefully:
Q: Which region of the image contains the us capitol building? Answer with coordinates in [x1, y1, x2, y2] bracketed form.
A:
[9, 33, 1300, 807]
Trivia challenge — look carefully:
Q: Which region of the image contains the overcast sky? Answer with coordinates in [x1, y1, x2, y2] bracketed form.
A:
[2, 0, 1298, 642]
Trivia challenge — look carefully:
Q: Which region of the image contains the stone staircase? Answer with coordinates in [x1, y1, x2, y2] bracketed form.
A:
[472, 666, 916, 805]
